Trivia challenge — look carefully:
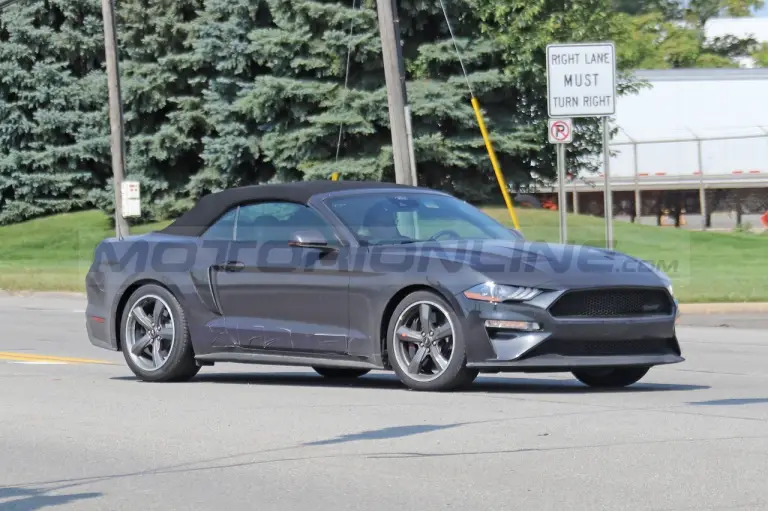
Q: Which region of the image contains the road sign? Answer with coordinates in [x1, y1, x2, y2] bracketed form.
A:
[548, 118, 573, 144]
[546, 42, 616, 118]
[121, 180, 141, 218]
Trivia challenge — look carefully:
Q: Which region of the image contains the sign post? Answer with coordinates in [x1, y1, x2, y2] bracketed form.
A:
[602, 116, 613, 248]
[546, 41, 616, 249]
[548, 118, 573, 244]
[121, 181, 141, 218]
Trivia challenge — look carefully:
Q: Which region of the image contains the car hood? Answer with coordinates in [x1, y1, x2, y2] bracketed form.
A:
[381, 239, 669, 290]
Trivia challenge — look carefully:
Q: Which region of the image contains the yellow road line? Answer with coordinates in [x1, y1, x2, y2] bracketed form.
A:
[0, 352, 116, 365]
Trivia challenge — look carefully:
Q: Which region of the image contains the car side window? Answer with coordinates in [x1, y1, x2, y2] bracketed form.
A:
[235, 202, 338, 245]
[201, 207, 238, 241]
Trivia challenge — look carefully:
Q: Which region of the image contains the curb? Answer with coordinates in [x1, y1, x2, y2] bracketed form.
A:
[678, 303, 768, 314]
[0, 290, 85, 299]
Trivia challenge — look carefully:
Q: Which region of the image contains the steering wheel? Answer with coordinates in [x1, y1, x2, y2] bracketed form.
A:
[428, 229, 462, 241]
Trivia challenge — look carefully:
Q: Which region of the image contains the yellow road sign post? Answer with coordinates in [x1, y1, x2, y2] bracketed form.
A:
[471, 97, 521, 231]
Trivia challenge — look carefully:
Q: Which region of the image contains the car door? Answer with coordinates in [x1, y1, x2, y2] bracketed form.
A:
[190, 207, 242, 351]
[212, 201, 352, 355]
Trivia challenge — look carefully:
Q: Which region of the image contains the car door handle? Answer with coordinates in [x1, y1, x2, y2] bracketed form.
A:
[215, 261, 245, 272]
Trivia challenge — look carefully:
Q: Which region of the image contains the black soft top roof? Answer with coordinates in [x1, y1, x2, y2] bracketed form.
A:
[159, 180, 421, 236]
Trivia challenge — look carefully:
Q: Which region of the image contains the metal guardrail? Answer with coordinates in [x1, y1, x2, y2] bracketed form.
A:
[560, 127, 768, 191]
[604, 127, 768, 182]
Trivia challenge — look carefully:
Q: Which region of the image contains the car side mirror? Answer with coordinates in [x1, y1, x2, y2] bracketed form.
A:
[288, 229, 335, 251]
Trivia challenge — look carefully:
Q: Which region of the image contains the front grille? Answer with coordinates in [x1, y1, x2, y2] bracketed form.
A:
[549, 288, 673, 318]
[522, 338, 676, 358]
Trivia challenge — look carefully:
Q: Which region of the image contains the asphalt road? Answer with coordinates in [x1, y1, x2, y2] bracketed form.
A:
[1, 294, 767, 511]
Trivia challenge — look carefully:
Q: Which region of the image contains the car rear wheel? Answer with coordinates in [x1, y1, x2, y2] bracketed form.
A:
[120, 284, 200, 382]
[387, 291, 478, 392]
[572, 366, 649, 388]
[313, 367, 370, 379]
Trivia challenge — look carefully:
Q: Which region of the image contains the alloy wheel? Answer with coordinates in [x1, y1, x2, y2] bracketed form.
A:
[392, 300, 455, 382]
[124, 294, 175, 372]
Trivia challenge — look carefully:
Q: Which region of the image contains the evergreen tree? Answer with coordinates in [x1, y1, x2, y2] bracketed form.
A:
[111, 0, 209, 219]
[400, 0, 539, 198]
[191, 0, 538, 203]
[0, 0, 109, 224]
[187, 0, 281, 198]
[0, 0, 643, 223]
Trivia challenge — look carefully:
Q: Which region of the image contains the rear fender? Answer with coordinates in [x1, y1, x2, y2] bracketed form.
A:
[110, 274, 190, 350]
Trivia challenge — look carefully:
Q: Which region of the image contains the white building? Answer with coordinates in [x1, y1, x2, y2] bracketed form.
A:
[555, 66, 768, 227]
[533, 17, 768, 228]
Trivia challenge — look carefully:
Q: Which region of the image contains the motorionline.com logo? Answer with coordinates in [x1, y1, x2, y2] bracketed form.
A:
[88, 238, 685, 276]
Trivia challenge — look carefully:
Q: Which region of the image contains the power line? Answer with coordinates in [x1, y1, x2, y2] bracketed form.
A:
[335, 0, 358, 163]
[436, 0, 473, 97]
[436, 0, 521, 230]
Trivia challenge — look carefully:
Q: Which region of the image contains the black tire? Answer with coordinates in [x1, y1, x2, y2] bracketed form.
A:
[119, 283, 200, 382]
[572, 366, 650, 388]
[313, 367, 370, 379]
[386, 290, 478, 392]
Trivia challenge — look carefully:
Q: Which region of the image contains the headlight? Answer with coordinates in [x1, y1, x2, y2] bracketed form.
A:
[463, 282, 542, 303]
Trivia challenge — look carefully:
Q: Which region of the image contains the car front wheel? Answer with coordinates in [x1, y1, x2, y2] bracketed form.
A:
[572, 366, 649, 388]
[387, 291, 478, 392]
[120, 283, 200, 382]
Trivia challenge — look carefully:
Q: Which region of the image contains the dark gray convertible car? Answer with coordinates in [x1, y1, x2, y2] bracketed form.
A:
[85, 181, 682, 391]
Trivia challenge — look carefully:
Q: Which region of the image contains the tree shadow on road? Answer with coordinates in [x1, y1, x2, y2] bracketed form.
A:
[0, 486, 101, 511]
[0, 420, 486, 499]
[688, 397, 768, 406]
[304, 423, 465, 446]
[112, 371, 709, 394]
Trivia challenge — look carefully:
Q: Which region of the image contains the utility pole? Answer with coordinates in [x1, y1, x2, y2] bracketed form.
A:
[101, 0, 129, 238]
[375, 0, 414, 185]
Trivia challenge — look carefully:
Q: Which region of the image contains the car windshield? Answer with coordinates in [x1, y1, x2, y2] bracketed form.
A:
[325, 191, 517, 245]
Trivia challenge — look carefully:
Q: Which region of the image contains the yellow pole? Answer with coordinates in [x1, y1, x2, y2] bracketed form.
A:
[471, 97, 520, 231]
[331, 172, 340, 181]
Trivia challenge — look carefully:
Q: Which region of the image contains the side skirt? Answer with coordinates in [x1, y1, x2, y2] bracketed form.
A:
[195, 350, 384, 370]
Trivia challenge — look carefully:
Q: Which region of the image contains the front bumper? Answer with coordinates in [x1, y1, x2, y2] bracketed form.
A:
[456, 289, 683, 372]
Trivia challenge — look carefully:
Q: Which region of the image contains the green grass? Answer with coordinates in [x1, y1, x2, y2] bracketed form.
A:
[0, 211, 168, 292]
[0, 208, 766, 303]
[485, 206, 768, 303]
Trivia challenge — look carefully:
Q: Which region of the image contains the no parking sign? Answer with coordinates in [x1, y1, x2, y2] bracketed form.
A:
[548, 118, 573, 144]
